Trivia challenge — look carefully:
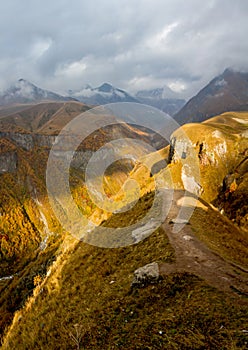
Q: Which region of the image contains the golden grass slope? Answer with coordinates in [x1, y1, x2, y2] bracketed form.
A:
[1, 111, 248, 349]
[1, 190, 248, 350]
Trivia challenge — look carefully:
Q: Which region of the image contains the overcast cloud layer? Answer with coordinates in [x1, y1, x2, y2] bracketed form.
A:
[0, 0, 247, 98]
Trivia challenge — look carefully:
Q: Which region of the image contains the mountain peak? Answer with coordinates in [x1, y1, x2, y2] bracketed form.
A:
[97, 83, 114, 93]
[136, 85, 179, 100]
[174, 68, 248, 124]
[135, 87, 185, 115]
[68, 83, 137, 105]
[0, 80, 76, 105]
[223, 67, 236, 75]
[18, 78, 28, 83]
[17, 78, 33, 86]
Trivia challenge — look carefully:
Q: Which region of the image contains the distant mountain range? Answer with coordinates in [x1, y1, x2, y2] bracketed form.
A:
[68, 82, 138, 105]
[0, 80, 185, 116]
[68, 83, 186, 115]
[174, 68, 248, 124]
[2, 69, 248, 123]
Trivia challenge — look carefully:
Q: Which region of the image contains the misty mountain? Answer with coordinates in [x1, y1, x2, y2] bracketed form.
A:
[69, 83, 186, 115]
[68, 83, 138, 105]
[0, 79, 76, 105]
[135, 87, 186, 115]
[174, 68, 248, 124]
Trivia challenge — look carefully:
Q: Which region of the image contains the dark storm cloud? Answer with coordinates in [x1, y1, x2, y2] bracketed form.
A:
[0, 0, 247, 98]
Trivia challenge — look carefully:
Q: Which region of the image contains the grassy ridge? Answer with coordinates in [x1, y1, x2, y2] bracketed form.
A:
[2, 192, 248, 349]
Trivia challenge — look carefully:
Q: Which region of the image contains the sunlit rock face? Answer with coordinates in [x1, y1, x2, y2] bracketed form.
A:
[167, 112, 248, 201]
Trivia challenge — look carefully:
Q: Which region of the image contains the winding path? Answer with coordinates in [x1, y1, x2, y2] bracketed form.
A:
[159, 190, 248, 296]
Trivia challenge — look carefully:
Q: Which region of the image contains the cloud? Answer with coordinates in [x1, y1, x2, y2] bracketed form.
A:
[0, 0, 247, 98]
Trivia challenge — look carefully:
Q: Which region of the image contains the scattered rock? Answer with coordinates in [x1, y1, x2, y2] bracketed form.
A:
[131, 262, 161, 288]
[169, 218, 189, 225]
[183, 235, 193, 241]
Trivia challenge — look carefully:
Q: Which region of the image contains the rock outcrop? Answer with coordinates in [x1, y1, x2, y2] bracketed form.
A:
[0, 151, 17, 174]
[131, 262, 161, 287]
[167, 112, 248, 201]
[0, 132, 57, 151]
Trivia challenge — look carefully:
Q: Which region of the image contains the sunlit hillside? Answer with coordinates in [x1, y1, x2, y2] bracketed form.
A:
[0, 110, 247, 349]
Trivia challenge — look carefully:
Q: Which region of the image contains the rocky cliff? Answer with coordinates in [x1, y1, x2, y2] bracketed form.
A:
[168, 112, 248, 201]
[0, 151, 17, 174]
[0, 132, 57, 151]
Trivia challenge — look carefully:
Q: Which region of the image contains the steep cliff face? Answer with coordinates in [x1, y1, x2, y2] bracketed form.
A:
[116, 112, 248, 205]
[0, 132, 34, 151]
[168, 112, 248, 201]
[0, 152, 17, 174]
[0, 132, 57, 151]
[33, 134, 57, 148]
[214, 155, 248, 231]
[0, 139, 18, 174]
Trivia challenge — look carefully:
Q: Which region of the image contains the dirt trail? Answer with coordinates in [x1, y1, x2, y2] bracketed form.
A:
[159, 190, 248, 296]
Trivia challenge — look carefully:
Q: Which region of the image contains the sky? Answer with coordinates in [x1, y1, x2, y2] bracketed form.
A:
[0, 0, 247, 98]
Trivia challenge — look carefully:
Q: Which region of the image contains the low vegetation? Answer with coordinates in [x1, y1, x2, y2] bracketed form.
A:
[1, 194, 248, 349]
[0, 110, 247, 349]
